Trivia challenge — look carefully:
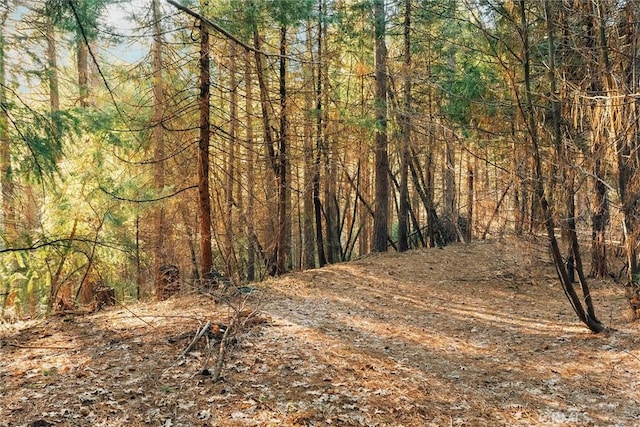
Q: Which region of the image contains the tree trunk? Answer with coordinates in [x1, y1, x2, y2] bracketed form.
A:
[588, 1, 609, 278]
[314, 0, 327, 266]
[136, 215, 142, 299]
[151, 0, 168, 296]
[408, 148, 438, 247]
[303, 103, 315, 268]
[0, 7, 15, 245]
[372, 0, 389, 252]
[547, 0, 600, 325]
[444, 138, 456, 240]
[397, 0, 411, 252]
[466, 158, 473, 243]
[77, 42, 89, 107]
[225, 42, 239, 278]
[46, 16, 60, 114]
[616, 2, 640, 285]
[275, 26, 289, 275]
[244, 52, 257, 281]
[303, 26, 316, 269]
[521, 0, 604, 333]
[252, 29, 279, 274]
[324, 144, 341, 263]
[198, 15, 214, 283]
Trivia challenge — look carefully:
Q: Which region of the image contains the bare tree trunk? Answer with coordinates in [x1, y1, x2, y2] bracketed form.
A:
[510, 117, 525, 236]
[198, 16, 213, 282]
[397, 0, 411, 252]
[313, 148, 326, 266]
[408, 148, 438, 247]
[151, 0, 168, 296]
[244, 52, 257, 281]
[225, 42, 239, 278]
[135, 214, 142, 299]
[77, 45, 88, 106]
[372, 0, 389, 252]
[275, 26, 289, 275]
[466, 158, 473, 242]
[303, 105, 315, 268]
[314, 0, 327, 267]
[444, 138, 456, 240]
[324, 144, 341, 263]
[252, 29, 279, 274]
[303, 26, 316, 269]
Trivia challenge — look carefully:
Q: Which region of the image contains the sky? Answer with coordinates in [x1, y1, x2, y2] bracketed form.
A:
[102, 0, 153, 64]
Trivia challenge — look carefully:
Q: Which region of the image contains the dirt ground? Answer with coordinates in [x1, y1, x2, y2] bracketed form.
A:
[1, 237, 639, 426]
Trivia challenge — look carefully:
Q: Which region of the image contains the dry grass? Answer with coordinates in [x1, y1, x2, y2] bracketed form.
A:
[1, 237, 639, 426]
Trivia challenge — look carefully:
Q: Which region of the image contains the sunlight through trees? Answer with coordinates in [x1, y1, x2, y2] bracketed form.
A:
[1, 0, 639, 332]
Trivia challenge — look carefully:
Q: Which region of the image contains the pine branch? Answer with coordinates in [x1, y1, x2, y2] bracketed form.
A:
[165, 0, 311, 63]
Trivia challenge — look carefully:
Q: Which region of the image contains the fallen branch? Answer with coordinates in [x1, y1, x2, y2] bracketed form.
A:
[5, 342, 74, 350]
[212, 317, 234, 382]
[182, 320, 211, 356]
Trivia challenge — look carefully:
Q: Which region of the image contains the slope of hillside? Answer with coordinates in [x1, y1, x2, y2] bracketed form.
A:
[1, 238, 639, 426]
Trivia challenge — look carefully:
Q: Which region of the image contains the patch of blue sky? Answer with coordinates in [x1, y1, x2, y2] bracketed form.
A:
[102, 0, 151, 64]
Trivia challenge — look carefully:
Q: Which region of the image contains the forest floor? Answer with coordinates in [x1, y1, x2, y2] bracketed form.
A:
[1, 237, 640, 426]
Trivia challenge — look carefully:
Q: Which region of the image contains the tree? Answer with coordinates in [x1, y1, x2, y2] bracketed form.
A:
[313, 0, 327, 267]
[244, 51, 258, 280]
[397, 0, 411, 252]
[3, 0, 637, 328]
[302, 20, 316, 269]
[520, 0, 604, 333]
[0, 2, 15, 245]
[47, 0, 110, 106]
[275, 24, 289, 275]
[197, 2, 214, 283]
[588, 0, 610, 278]
[372, 0, 389, 252]
[151, 0, 168, 295]
[611, 1, 640, 292]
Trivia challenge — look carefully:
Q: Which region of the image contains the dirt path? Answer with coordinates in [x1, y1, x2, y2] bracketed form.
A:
[1, 238, 639, 426]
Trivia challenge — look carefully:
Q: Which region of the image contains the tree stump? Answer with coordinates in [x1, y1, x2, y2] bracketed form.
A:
[93, 283, 116, 310]
[157, 264, 180, 300]
[624, 282, 640, 321]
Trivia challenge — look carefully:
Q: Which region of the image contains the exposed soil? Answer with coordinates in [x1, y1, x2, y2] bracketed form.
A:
[1, 237, 639, 426]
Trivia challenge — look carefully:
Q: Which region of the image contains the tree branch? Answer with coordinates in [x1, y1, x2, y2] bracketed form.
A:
[164, 0, 310, 63]
[100, 185, 198, 203]
[0, 237, 128, 254]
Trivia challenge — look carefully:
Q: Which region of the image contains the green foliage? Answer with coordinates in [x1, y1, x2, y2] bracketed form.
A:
[0, 251, 47, 318]
[426, 5, 499, 128]
[45, 0, 110, 43]
[268, 0, 315, 27]
[216, 0, 314, 38]
[438, 62, 487, 125]
[13, 108, 80, 183]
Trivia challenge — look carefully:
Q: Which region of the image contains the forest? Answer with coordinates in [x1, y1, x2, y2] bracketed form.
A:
[1, 0, 640, 332]
[3, 0, 640, 425]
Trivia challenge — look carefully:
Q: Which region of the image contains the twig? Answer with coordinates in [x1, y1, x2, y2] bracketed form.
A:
[109, 302, 157, 329]
[5, 342, 74, 350]
[182, 320, 211, 356]
[212, 316, 235, 382]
